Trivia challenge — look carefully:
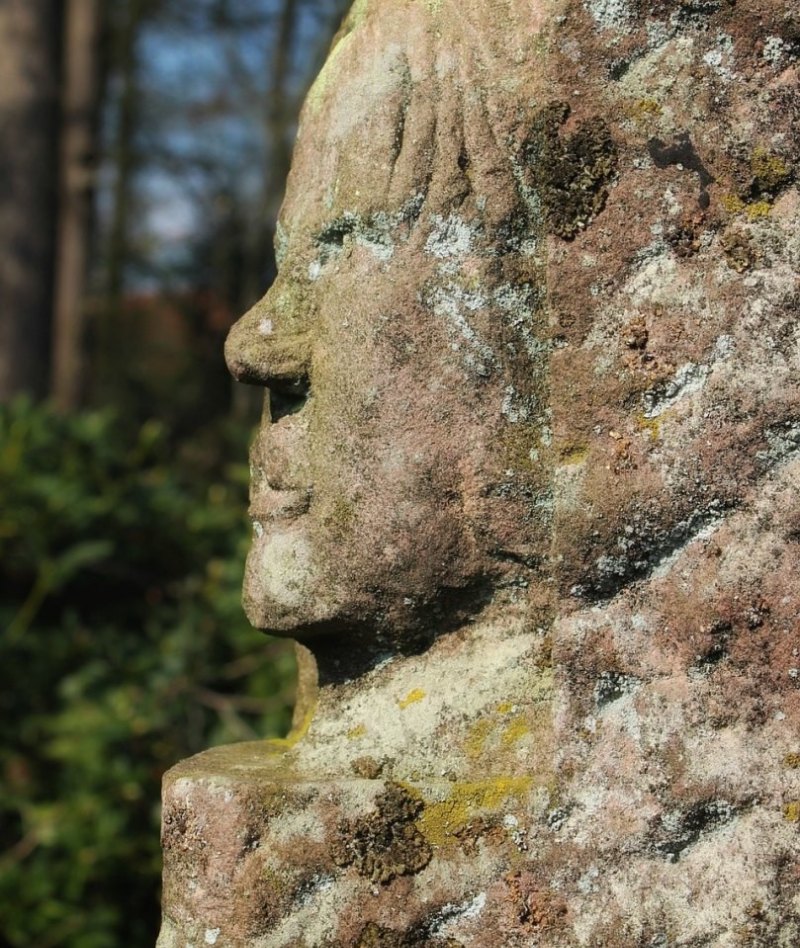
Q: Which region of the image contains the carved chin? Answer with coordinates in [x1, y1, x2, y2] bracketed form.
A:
[242, 524, 326, 633]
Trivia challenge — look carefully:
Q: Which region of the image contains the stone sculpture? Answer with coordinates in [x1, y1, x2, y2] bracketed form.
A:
[159, 1, 800, 944]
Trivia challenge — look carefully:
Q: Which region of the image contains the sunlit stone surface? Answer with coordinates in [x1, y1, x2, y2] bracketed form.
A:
[159, 1, 800, 944]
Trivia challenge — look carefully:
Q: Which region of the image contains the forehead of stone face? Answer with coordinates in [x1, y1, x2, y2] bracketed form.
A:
[279, 0, 550, 235]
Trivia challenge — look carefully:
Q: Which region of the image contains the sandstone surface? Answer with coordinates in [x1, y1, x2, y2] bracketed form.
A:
[159, 0, 800, 944]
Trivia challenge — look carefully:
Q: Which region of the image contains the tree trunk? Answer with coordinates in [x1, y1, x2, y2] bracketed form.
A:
[105, 0, 143, 307]
[0, 0, 61, 401]
[51, 0, 103, 411]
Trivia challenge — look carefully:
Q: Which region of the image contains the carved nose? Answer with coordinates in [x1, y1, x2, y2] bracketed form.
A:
[225, 295, 311, 390]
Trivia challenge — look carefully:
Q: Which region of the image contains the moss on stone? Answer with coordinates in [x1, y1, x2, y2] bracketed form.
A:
[750, 146, 792, 196]
[501, 422, 545, 471]
[323, 496, 356, 538]
[522, 103, 617, 240]
[331, 783, 432, 883]
[304, 31, 353, 116]
[354, 921, 462, 948]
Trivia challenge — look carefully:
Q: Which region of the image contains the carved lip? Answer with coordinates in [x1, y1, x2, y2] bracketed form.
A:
[249, 488, 311, 523]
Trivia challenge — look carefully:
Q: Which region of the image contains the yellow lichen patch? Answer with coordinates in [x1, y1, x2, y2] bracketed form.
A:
[783, 753, 800, 769]
[751, 147, 791, 192]
[560, 444, 588, 465]
[266, 700, 316, 751]
[501, 715, 530, 747]
[496, 701, 514, 715]
[464, 718, 494, 758]
[417, 777, 534, 847]
[347, 724, 367, 740]
[627, 99, 662, 124]
[720, 192, 773, 221]
[636, 414, 661, 442]
[398, 688, 426, 710]
[782, 801, 800, 823]
[745, 201, 772, 221]
[721, 193, 746, 215]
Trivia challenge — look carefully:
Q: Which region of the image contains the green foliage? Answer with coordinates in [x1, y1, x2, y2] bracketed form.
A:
[0, 398, 294, 947]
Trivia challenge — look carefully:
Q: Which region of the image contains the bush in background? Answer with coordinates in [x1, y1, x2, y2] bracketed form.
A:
[0, 398, 294, 948]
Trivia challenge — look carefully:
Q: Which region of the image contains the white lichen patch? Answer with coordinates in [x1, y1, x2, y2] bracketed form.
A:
[757, 422, 800, 466]
[494, 283, 550, 364]
[424, 282, 496, 376]
[649, 516, 725, 579]
[762, 35, 788, 66]
[702, 32, 736, 82]
[584, 0, 634, 33]
[250, 527, 313, 610]
[642, 362, 712, 418]
[430, 892, 488, 937]
[354, 211, 395, 261]
[274, 220, 289, 267]
[424, 213, 478, 258]
[554, 460, 587, 513]
[311, 193, 427, 276]
[501, 384, 536, 423]
[624, 247, 678, 303]
[617, 36, 695, 112]
[296, 609, 550, 781]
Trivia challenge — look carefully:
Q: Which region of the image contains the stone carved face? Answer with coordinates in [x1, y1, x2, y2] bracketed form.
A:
[225, 5, 553, 654]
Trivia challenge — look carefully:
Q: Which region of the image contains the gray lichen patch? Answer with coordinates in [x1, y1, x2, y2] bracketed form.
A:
[420, 280, 496, 377]
[641, 360, 711, 418]
[650, 798, 738, 862]
[423, 213, 480, 259]
[309, 193, 426, 277]
[331, 783, 432, 884]
[584, 0, 636, 34]
[757, 421, 800, 467]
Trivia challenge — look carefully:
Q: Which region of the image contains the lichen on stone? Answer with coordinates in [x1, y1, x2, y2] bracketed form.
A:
[331, 783, 431, 884]
[415, 777, 534, 848]
[521, 103, 617, 240]
[782, 800, 800, 823]
[353, 921, 462, 947]
[750, 146, 793, 198]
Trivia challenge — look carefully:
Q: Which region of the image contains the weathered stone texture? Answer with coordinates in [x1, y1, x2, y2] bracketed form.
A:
[160, 0, 800, 944]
